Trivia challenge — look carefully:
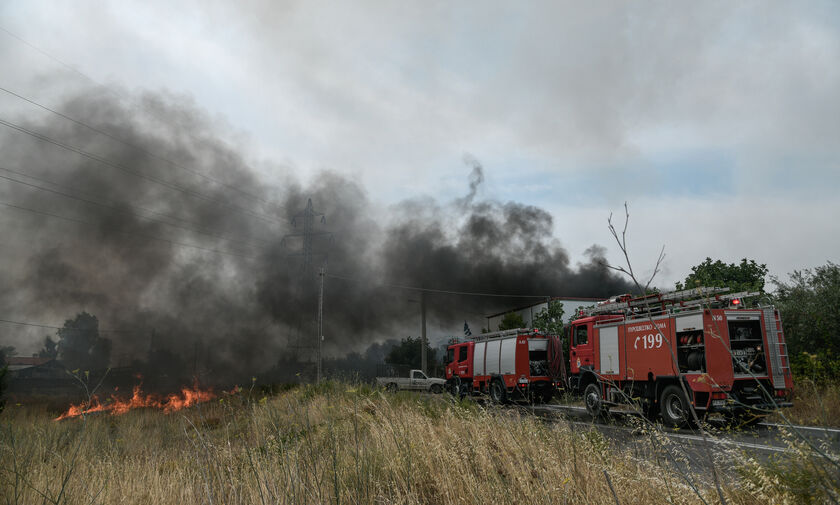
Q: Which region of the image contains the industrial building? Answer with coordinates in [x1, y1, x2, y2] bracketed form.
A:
[484, 297, 601, 332]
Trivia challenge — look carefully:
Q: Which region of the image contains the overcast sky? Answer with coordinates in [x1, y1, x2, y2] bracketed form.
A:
[1, 0, 838, 290]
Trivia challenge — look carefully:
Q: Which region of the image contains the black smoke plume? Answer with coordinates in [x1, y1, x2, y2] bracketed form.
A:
[0, 86, 632, 384]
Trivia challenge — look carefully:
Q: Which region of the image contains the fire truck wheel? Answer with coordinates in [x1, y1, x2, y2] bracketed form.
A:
[386, 383, 398, 393]
[660, 385, 691, 428]
[489, 379, 508, 404]
[583, 383, 605, 419]
[448, 377, 462, 397]
[430, 384, 443, 394]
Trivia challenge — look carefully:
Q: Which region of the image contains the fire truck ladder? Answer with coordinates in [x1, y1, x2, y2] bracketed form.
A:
[471, 328, 536, 342]
[762, 308, 790, 389]
[580, 287, 760, 317]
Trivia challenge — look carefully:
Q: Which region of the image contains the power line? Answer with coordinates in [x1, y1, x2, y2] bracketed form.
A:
[0, 166, 269, 249]
[0, 84, 272, 206]
[0, 26, 92, 83]
[0, 199, 258, 260]
[0, 317, 139, 334]
[0, 116, 283, 226]
[325, 273, 552, 298]
[0, 26, 272, 209]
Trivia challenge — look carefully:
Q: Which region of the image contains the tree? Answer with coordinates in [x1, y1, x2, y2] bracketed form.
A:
[533, 300, 565, 336]
[57, 312, 112, 371]
[385, 337, 437, 370]
[498, 312, 525, 331]
[38, 336, 58, 359]
[675, 257, 768, 293]
[0, 346, 15, 364]
[772, 262, 840, 382]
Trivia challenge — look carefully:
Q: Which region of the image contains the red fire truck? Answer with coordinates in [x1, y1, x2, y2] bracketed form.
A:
[567, 287, 794, 427]
[445, 328, 565, 404]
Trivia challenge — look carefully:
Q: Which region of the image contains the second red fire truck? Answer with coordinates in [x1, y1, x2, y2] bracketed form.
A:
[445, 327, 565, 404]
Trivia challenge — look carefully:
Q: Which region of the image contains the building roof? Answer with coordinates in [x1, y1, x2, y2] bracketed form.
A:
[6, 356, 53, 366]
[5, 356, 58, 371]
[486, 296, 604, 318]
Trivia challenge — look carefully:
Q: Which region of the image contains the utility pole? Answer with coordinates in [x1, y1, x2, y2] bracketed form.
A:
[421, 290, 427, 374]
[317, 266, 325, 383]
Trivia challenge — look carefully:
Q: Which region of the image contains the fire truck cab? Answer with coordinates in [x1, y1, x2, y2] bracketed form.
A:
[568, 287, 794, 427]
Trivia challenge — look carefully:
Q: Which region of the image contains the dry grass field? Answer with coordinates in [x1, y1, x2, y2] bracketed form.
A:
[778, 379, 840, 428]
[1, 382, 837, 505]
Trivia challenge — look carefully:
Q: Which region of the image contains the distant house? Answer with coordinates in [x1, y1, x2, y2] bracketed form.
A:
[485, 296, 603, 331]
[6, 356, 57, 373]
[6, 357, 74, 395]
[7, 356, 67, 380]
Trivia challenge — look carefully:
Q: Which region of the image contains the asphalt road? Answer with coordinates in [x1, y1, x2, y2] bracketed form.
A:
[523, 403, 840, 485]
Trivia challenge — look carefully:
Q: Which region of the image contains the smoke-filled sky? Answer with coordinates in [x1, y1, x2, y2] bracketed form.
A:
[1, 2, 839, 366]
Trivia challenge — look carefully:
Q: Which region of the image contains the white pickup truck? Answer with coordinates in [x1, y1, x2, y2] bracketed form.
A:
[376, 369, 445, 393]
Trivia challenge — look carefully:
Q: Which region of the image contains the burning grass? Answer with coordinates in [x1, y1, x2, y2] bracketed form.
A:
[54, 383, 221, 420]
[1, 382, 837, 504]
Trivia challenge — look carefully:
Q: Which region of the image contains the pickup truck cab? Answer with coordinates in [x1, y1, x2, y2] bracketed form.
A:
[376, 369, 445, 393]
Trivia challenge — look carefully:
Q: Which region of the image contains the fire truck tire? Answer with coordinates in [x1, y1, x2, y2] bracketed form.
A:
[386, 383, 398, 393]
[430, 384, 443, 394]
[489, 379, 508, 404]
[448, 377, 463, 397]
[660, 385, 691, 428]
[583, 383, 606, 419]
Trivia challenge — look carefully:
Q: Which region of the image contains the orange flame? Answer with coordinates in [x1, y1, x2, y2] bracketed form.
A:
[55, 382, 220, 421]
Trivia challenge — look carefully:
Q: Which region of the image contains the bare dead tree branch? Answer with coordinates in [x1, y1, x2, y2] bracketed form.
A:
[645, 245, 666, 292]
[605, 202, 665, 295]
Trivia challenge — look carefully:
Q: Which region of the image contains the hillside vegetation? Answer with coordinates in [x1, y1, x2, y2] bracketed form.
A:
[1, 382, 836, 505]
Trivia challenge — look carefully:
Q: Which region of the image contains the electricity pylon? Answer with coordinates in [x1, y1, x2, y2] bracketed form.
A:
[282, 198, 332, 382]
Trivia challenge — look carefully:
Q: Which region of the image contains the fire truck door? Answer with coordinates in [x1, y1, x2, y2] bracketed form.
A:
[570, 322, 594, 373]
[598, 326, 620, 376]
